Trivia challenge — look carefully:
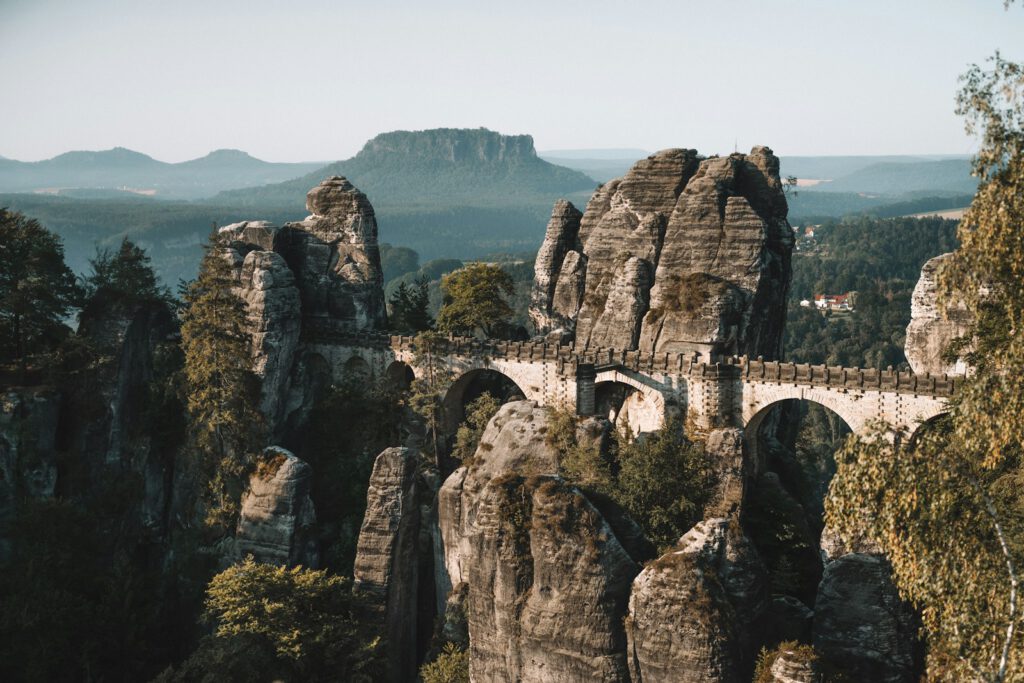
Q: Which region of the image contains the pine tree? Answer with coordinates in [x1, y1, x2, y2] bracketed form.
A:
[388, 276, 434, 334]
[0, 209, 81, 367]
[408, 330, 453, 464]
[180, 233, 265, 529]
[82, 237, 171, 307]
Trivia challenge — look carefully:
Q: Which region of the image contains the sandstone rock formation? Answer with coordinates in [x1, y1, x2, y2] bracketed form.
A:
[627, 518, 767, 683]
[219, 176, 388, 435]
[812, 553, 918, 682]
[439, 401, 642, 682]
[530, 200, 584, 337]
[0, 390, 60, 560]
[530, 147, 793, 359]
[768, 647, 820, 683]
[905, 252, 973, 375]
[235, 446, 318, 568]
[353, 446, 439, 683]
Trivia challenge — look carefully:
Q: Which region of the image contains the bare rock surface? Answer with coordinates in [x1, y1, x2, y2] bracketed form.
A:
[812, 553, 918, 682]
[235, 249, 301, 430]
[769, 647, 820, 683]
[905, 252, 973, 375]
[530, 199, 584, 337]
[353, 446, 438, 683]
[235, 446, 318, 568]
[438, 401, 640, 682]
[627, 518, 767, 683]
[530, 147, 792, 359]
[281, 176, 387, 333]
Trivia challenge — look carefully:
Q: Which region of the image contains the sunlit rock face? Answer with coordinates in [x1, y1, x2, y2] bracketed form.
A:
[219, 176, 388, 435]
[235, 446, 318, 568]
[530, 147, 792, 360]
[904, 252, 973, 375]
[438, 401, 643, 682]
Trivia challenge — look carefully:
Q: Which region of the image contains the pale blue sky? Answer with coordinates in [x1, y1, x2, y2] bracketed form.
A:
[1, 0, 1020, 162]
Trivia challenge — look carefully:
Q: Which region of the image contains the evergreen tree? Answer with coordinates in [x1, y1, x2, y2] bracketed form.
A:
[408, 330, 453, 464]
[436, 263, 515, 338]
[82, 237, 171, 307]
[388, 276, 434, 334]
[180, 233, 265, 529]
[0, 209, 81, 367]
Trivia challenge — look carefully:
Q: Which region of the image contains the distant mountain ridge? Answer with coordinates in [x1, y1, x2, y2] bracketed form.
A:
[0, 147, 325, 198]
[214, 128, 597, 209]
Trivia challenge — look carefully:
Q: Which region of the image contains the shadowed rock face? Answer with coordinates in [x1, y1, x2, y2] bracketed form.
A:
[530, 147, 792, 360]
[353, 447, 439, 683]
[438, 401, 641, 682]
[905, 252, 973, 375]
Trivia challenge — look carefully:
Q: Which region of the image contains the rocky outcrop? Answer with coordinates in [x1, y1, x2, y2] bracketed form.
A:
[219, 177, 388, 436]
[812, 553, 918, 682]
[905, 253, 973, 375]
[0, 389, 60, 560]
[530, 147, 792, 359]
[235, 446, 318, 568]
[280, 177, 387, 333]
[234, 249, 301, 429]
[627, 518, 768, 683]
[439, 401, 641, 682]
[353, 447, 439, 683]
[530, 200, 584, 338]
[768, 647, 820, 683]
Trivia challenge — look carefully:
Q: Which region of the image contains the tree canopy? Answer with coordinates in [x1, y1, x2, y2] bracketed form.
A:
[436, 263, 515, 338]
[827, 48, 1024, 682]
[0, 208, 80, 365]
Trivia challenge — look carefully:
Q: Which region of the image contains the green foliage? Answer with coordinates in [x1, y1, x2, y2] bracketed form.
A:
[437, 263, 516, 338]
[829, 46, 1024, 682]
[453, 392, 501, 463]
[158, 557, 384, 683]
[420, 642, 470, 683]
[388, 276, 434, 334]
[615, 418, 717, 552]
[180, 233, 265, 530]
[81, 236, 172, 308]
[784, 215, 959, 368]
[548, 408, 615, 495]
[302, 373, 404, 574]
[0, 488, 198, 683]
[408, 331, 455, 462]
[379, 243, 420, 281]
[551, 412, 715, 552]
[0, 208, 81, 366]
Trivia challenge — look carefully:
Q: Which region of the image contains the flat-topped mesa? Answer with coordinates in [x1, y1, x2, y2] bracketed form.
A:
[530, 147, 793, 360]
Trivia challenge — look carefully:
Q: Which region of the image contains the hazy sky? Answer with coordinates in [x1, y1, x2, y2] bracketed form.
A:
[2, 0, 1021, 162]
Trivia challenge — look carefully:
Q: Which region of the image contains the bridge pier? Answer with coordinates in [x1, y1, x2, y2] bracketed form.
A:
[575, 363, 596, 417]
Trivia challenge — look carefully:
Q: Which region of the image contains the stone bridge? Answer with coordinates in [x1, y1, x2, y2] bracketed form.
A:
[299, 328, 959, 450]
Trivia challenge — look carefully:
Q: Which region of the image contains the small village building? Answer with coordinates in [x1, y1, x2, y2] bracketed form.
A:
[814, 293, 854, 312]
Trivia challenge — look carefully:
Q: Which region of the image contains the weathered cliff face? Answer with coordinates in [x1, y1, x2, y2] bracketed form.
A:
[812, 552, 918, 682]
[0, 389, 60, 560]
[353, 447, 439, 683]
[905, 252, 973, 375]
[220, 176, 388, 435]
[627, 518, 768, 683]
[439, 401, 641, 682]
[280, 176, 387, 333]
[530, 147, 792, 359]
[235, 446, 318, 568]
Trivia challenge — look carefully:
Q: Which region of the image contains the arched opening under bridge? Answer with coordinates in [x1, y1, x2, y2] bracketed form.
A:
[442, 368, 526, 434]
[385, 360, 415, 391]
[741, 398, 854, 609]
[593, 381, 665, 438]
[342, 355, 371, 382]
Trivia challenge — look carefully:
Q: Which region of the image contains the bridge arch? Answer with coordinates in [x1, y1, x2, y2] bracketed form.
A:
[342, 355, 372, 381]
[442, 367, 527, 433]
[593, 368, 669, 437]
[385, 360, 414, 391]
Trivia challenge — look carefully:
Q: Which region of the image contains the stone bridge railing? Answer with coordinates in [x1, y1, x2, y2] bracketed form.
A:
[301, 325, 960, 399]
